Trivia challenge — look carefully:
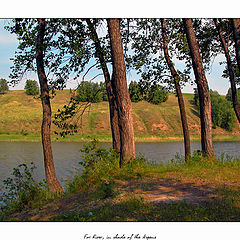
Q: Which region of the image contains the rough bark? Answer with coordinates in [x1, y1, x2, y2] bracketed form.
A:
[161, 19, 191, 161]
[107, 18, 135, 166]
[36, 18, 63, 193]
[214, 19, 240, 124]
[86, 19, 120, 153]
[183, 18, 215, 160]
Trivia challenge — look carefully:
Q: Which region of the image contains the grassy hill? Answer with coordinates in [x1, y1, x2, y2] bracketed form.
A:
[0, 90, 240, 142]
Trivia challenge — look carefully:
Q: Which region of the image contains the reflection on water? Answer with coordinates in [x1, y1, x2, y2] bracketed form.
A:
[0, 141, 240, 185]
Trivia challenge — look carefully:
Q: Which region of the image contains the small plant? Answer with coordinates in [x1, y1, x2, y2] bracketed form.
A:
[1, 163, 49, 214]
[97, 179, 115, 199]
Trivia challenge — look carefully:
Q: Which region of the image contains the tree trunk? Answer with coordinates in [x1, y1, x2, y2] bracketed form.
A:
[232, 19, 240, 73]
[214, 19, 240, 124]
[107, 18, 135, 166]
[183, 18, 215, 160]
[161, 19, 191, 162]
[85, 19, 120, 153]
[36, 18, 63, 193]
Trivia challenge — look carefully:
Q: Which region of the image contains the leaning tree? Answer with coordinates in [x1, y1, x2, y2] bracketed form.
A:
[183, 18, 215, 160]
[7, 18, 91, 193]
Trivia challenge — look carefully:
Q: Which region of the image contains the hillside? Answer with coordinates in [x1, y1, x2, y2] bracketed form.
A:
[0, 90, 240, 142]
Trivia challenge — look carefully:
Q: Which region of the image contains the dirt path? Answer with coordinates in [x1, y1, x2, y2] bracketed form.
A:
[116, 177, 218, 205]
[8, 177, 220, 221]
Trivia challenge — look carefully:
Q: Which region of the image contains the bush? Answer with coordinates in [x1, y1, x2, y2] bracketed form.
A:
[226, 88, 240, 103]
[24, 80, 39, 95]
[1, 163, 49, 213]
[194, 89, 236, 131]
[77, 81, 103, 103]
[147, 84, 168, 105]
[0, 78, 9, 94]
[66, 140, 147, 195]
[128, 81, 144, 102]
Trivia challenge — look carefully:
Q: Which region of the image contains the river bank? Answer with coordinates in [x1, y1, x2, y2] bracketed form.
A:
[2, 156, 240, 221]
[1, 133, 240, 142]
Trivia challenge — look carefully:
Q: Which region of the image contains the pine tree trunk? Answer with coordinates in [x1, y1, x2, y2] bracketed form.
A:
[214, 19, 240, 124]
[86, 19, 120, 153]
[107, 18, 135, 166]
[183, 18, 215, 160]
[161, 19, 191, 162]
[36, 18, 63, 193]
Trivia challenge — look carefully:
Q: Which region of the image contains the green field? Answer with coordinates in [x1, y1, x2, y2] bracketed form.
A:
[0, 90, 240, 142]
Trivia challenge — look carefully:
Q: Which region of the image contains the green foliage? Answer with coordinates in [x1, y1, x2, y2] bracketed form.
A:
[99, 82, 108, 101]
[24, 80, 39, 95]
[193, 88, 199, 106]
[66, 140, 147, 195]
[0, 78, 9, 94]
[76, 81, 107, 103]
[194, 89, 236, 131]
[1, 163, 50, 214]
[51, 196, 147, 221]
[147, 84, 168, 105]
[226, 88, 240, 103]
[128, 81, 168, 105]
[128, 81, 143, 102]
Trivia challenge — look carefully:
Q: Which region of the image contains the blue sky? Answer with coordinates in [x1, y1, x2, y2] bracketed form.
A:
[0, 19, 231, 94]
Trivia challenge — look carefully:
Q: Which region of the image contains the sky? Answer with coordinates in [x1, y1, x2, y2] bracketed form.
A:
[0, 18, 231, 95]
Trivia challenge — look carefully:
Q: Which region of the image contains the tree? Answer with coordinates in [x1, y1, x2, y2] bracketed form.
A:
[0, 78, 9, 94]
[85, 19, 121, 154]
[7, 18, 92, 193]
[76, 81, 102, 103]
[226, 88, 240, 103]
[107, 18, 135, 166]
[147, 84, 168, 105]
[161, 18, 191, 161]
[24, 79, 39, 95]
[124, 18, 191, 161]
[128, 81, 143, 102]
[183, 18, 215, 160]
[36, 19, 63, 193]
[232, 19, 240, 76]
[214, 19, 240, 124]
[195, 88, 236, 131]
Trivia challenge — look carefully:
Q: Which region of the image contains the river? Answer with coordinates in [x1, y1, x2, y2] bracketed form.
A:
[0, 141, 240, 186]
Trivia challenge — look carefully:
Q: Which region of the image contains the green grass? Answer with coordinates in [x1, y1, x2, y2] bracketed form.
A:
[2, 144, 240, 221]
[51, 197, 240, 221]
[1, 90, 240, 142]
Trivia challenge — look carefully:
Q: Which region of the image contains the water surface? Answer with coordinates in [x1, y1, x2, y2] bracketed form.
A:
[0, 141, 240, 185]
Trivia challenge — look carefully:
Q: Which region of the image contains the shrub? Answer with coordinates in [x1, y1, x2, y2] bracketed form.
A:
[24, 80, 39, 95]
[194, 89, 236, 131]
[128, 81, 144, 102]
[0, 78, 9, 94]
[226, 88, 240, 103]
[66, 140, 147, 194]
[76, 81, 102, 103]
[147, 84, 168, 105]
[1, 163, 49, 214]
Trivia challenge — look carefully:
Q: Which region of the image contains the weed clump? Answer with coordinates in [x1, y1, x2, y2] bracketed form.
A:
[66, 140, 147, 197]
[0, 163, 50, 217]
